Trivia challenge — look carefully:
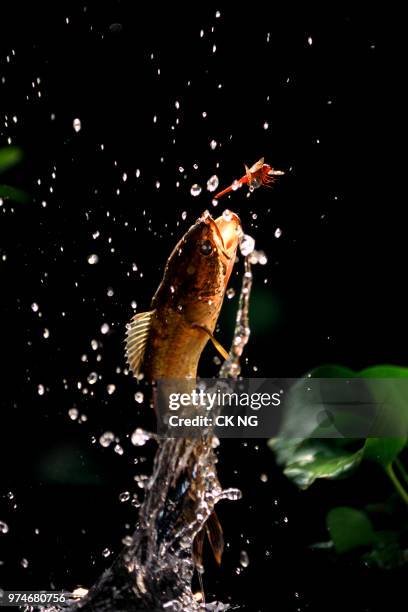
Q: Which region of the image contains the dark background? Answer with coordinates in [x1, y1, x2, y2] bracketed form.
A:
[0, 3, 403, 611]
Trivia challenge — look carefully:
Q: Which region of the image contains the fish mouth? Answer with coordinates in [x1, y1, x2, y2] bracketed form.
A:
[210, 211, 241, 260]
[206, 210, 241, 288]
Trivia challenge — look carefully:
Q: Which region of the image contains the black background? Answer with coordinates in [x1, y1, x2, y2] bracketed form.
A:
[0, 3, 404, 611]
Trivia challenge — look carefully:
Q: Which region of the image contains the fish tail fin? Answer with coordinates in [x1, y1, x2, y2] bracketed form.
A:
[192, 528, 205, 570]
[205, 511, 224, 566]
[192, 511, 224, 569]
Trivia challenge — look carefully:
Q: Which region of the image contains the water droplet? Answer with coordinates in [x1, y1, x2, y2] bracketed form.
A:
[134, 392, 144, 404]
[307, 36, 313, 45]
[240, 234, 255, 256]
[37, 384, 45, 395]
[222, 209, 233, 222]
[107, 384, 116, 395]
[73, 118, 81, 132]
[72, 587, 88, 598]
[101, 322, 110, 335]
[206, 175, 219, 192]
[274, 227, 282, 238]
[220, 488, 242, 501]
[181, 211, 187, 220]
[87, 372, 98, 385]
[114, 444, 124, 455]
[190, 184, 202, 197]
[43, 328, 50, 338]
[131, 428, 150, 446]
[107, 287, 114, 297]
[68, 408, 79, 420]
[91, 339, 98, 350]
[136, 168, 141, 178]
[119, 491, 130, 502]
[122, 535, 133, 546]
[263, 121, 269, 130]
[21, 558, 29, 568]
[102, 548, 111, 558]
[212, 44, 217, 53]
[87, 254, 99, 265]
[210, 139, 217, 150]
[122, 172, 127, 182]
[260, 473, 268, 482]
[99, 431, 115, 448]
[215, 10, 221, 18]
[0, 521, 9, 534]
[231, 180, 241, 191]
[31, 302, 39, 312]
[249, 250, 268, 265]
[131, 300, 137, 309]
[226, 288, 235, 299]
[240, 550, 249, 568]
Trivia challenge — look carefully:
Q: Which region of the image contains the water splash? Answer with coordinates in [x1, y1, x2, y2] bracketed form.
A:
[65, 257, 254, 612]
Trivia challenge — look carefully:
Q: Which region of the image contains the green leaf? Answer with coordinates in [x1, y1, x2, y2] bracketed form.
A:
[268, 363, 408, 489]
[279, 441, 364, 489]
[364, 531, 405, 569]
[305, 364, 356, 378]
[327, 507, 376, 553]
[0, 184, 30, 203]
[0, 146, 23, 173]
[363, 438, 407, 467]
[359, 366, 408, 378]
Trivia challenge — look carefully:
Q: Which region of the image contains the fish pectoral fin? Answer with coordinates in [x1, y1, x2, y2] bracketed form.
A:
[205, 511, 224, 566]
[125, 310, 154, 377]
[191, 324, 230, 361]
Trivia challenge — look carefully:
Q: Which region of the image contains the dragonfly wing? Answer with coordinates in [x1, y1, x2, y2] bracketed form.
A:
[249, 157, 264, 173]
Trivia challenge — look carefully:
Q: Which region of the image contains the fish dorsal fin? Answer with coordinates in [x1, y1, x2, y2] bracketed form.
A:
[244, 163, 251, 180]
[125, 310, 154, 377]
[191, 324, 230, 361]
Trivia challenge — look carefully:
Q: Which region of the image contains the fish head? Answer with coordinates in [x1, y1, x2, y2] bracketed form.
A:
[153, 210, 241, 326]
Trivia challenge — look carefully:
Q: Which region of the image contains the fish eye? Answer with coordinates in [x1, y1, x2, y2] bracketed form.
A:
[199, 239, 213, 256]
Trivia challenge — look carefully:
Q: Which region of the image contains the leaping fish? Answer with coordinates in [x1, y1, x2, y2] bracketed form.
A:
[125, 210, 241, 380]
[124, 209, 242, 570]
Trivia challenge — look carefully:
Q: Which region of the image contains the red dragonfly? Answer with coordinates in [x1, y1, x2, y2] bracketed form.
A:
[214, 157, 284, 200]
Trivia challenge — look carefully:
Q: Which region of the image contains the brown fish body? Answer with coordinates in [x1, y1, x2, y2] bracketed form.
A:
[143, 309, 216, 379]
[125, 210, 241, 382]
